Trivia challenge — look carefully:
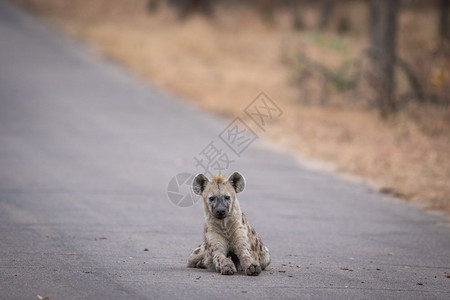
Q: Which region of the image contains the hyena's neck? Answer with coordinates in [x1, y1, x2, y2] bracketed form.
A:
[230, 199, 242, 219]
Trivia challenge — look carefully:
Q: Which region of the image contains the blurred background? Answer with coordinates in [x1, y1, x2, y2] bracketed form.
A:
[12, 0, 450, 212]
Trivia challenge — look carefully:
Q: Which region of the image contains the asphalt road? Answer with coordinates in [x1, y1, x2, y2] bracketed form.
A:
[1, 1, 449, 299]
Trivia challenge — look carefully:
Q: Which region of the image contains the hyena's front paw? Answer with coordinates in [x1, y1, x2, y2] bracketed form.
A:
[221, 263, 237, 275]
[245, 263, 262, 276]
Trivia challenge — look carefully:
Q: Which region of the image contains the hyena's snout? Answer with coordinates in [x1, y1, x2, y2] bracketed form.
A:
[213, 205, 227, 219]
[210, 197, 230, 219]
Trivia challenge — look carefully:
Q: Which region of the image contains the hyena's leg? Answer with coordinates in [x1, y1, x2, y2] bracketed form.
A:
[227, 251, 241, 271]
[187, 244, 206, 268]
[205, 233, 236, 275]
[232, 230, 261, 276]
[259, 244, 271, 270]
[251, 235, 270, 270]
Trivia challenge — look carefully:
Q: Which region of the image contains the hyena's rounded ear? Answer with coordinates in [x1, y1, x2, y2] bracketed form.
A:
[228, 172, 246, 194]
[192, 174, 209, 195]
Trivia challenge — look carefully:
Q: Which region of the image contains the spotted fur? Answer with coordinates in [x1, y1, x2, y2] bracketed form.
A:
[187, 172, 270, 276]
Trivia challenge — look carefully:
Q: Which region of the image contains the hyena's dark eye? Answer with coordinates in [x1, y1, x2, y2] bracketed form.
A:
[224, 195, 230, 200]
[208, 196, 215, 202]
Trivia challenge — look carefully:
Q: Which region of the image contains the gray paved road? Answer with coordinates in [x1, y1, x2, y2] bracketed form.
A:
[1, 1, 449, 299]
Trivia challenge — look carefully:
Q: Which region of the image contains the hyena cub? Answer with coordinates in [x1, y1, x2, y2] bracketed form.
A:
[187, 172, 270, 276]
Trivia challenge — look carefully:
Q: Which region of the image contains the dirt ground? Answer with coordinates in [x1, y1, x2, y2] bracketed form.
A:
[12, 0, 450, 213]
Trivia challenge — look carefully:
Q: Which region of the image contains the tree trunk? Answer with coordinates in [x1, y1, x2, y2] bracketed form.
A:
[369, 0, 381, 46]
[319, 0, 335, 29]
[370, 0, 399, 118]
[439, 0, 450, 42]
[147, 0, 160, 13]
[170, 0, 214, 19]
[291, 0, 304, 30]
[258, 0, 275, 25]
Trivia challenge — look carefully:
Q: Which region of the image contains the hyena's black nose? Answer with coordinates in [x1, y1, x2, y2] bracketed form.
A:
[215, 209, 226, 217]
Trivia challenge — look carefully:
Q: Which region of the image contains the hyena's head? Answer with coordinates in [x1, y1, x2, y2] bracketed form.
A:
[192, 172, 245, 219]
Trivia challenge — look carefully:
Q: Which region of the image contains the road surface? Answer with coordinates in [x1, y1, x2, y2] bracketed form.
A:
[0, 1, 449, 299]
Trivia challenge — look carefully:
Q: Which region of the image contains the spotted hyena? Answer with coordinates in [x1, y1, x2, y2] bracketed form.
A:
[187, 172, 270, 276]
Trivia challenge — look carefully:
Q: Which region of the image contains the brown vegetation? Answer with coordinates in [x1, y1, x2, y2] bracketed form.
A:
[12, 0, 450, 212]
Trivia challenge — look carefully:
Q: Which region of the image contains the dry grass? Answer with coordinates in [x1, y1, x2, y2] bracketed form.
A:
[13, 0, 450, 212]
